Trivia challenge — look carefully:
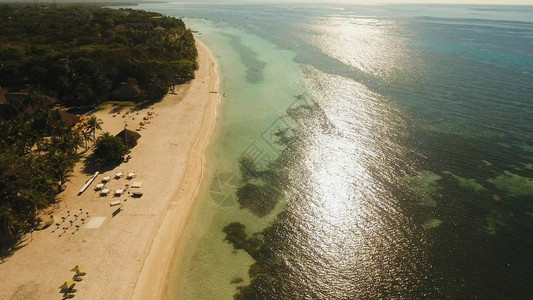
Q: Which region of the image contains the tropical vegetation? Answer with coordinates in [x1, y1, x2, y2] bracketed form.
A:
[0, 4, 197, 246]
[0, 93, 82, 243]
[0, 4, 197, 106]
[92, 133, 128, 166]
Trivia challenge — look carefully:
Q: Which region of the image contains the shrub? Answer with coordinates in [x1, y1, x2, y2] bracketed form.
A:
[93, 133, 128, 165]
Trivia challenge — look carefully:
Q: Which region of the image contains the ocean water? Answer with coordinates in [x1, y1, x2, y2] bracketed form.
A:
[132, 3, 533, 299]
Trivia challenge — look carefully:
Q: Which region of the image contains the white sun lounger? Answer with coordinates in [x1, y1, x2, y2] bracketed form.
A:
[110, 200, 121, 207]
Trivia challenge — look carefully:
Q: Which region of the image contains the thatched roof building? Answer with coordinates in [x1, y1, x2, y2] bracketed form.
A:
[115, 129, 141, 147]
[56, 109, 82, 126]
[111, 82, 142, 101]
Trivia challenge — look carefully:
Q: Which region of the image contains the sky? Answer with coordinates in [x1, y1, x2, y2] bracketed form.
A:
[168, 0, 533, 5]
[1, 0, 532, 4]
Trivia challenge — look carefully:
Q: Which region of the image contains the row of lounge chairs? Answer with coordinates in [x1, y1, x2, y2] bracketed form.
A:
[95, 172, 137, 195]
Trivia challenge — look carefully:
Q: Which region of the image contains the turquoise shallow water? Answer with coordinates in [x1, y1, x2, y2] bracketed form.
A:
[130, 3, 533, 298]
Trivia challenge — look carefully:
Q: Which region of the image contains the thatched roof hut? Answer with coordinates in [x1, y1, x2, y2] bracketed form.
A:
[115, 129, 141, 147]
[111, 82, 142, 101]
[56, 109, 82, 126]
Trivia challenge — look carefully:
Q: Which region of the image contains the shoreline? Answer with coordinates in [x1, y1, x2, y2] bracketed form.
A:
[131, 40, 220, 299]
[0, 40, 220, 300]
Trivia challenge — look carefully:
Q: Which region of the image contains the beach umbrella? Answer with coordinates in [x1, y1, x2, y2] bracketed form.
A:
[70, 264, 85, 274]
[59, 280, 75, 290]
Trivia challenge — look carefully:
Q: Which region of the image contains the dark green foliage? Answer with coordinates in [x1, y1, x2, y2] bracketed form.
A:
[0, 93, 82, 243]
[0, 5, 197, 106]
[0, 154, 51, 240]
[93, 133, 128, 166]
[0, 3, 197, 246]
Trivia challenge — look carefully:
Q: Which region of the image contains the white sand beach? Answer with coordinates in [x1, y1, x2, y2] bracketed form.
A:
[0, 40, 220, 300]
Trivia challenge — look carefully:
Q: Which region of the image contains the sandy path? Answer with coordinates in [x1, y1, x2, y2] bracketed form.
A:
[0, 40, 220, 300]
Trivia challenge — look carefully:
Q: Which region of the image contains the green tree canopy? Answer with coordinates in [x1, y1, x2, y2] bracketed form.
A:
[0, 5, 198, 106]
[93, 132, 128, 166]
[0, 93, 82, 243]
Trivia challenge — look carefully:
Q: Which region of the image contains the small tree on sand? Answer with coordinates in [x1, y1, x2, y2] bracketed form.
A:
[93, 132, 128, 165]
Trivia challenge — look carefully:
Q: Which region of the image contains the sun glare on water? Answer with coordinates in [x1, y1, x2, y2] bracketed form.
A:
[301, 15, 412, 80]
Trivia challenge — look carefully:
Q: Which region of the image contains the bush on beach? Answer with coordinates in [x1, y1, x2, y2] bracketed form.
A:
[93, 133, 129, 166]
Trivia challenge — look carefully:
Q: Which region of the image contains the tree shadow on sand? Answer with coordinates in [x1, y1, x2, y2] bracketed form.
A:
[0, 236, 29, 263]
[132, 98, 165, 111]
[81, 154, 120, 175]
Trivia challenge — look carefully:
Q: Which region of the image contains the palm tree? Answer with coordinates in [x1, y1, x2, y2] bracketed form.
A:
[85, 116, 103, 143]
[81, 130, 90, 150]
[43, 128, 82, 184]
